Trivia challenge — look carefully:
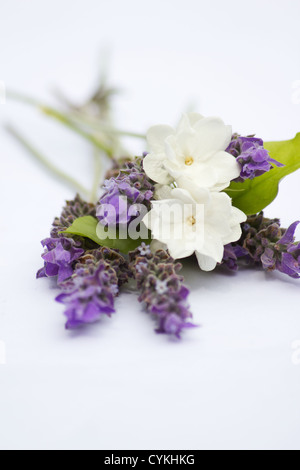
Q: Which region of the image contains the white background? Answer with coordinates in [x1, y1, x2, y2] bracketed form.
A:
[0, 0, 300, 450]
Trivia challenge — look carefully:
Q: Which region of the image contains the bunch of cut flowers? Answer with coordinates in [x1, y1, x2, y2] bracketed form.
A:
[8, 71, 300, 339]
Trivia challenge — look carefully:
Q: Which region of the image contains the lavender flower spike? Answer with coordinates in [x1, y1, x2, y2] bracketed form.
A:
[56, 262, 119, 329]
[51, 193, 96, 239]
[222, 212, 300, 279]
[97, 158, 154, 226]
[37, 237, 84, 284]
[226, 134, 283, 182]
[129, 244, 196, 338]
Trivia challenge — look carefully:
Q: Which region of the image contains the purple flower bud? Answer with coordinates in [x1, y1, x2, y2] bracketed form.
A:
[277, 252, 300, 278]
[278, 221, 300, 245]
[37, 237, 84, 284]
[226, 135, 284, 182]
[261, 247, 276, 270]
[222, 244, 248, 271]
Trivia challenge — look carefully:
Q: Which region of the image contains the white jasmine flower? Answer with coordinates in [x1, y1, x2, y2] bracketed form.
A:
[143, 113, 240, 191]
[143, 180, 246, 271]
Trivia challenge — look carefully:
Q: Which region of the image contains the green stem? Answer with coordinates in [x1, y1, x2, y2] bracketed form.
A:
[6, 124, 90, 197]
[7, 90, 41, 107]
[8, 89, 145, 147]
[115, 129, 146, 140]
[41, 106, 114, 157]
[8, 90, 114, 157]
[69, 111, 146, 140]
[90, 148, 103, 203]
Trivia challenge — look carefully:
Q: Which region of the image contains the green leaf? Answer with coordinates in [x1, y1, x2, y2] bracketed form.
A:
[62, 216, 149, 254]
[225, 133, 300, 215]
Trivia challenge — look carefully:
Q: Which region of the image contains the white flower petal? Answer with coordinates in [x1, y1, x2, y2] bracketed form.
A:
[171, 187, 197, 205]
[176, 177, 211, 204]
[147, 125, 174, 154]
[192, 117, 232, 159]
[166, 239, 195, 259]
[222, 223, 242, 245]
[209, 150, 241, 187]
[177, 112, 205, 134]
[186, 112, 205, 127]
[230, 206, 248, 225]
[200, 230, 225, 263]
[185, 164, 220, 190]
[177, 113, 194, 135]
[221, 206, 247, 244]
[154, 184, 173, 200]
[195, 252, 217, 272]
[143, 153, 172, 185]
[165, 134, 185, 162]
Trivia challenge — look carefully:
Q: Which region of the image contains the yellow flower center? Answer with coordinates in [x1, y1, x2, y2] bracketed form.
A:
[185, 156, 194, 166]
[187, 216, 196, 226]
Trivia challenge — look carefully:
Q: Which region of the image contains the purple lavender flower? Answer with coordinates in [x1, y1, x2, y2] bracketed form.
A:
[129, 245, 196, 338]
[97, 158, 154, 226]
[104, 158, 132, 180]
[56, 261, 119, 329]
[37, 237, 84, 283]
[222, 244, 248, 271]
[274, 223, 300, 278]
[226, 134, 283, 182]
[51, 194, 96, 239]
[277, 221, 300, 245]
[74, 246, 131, 287]
[279, 248, 300, 278]
[37, 195, 98, 285]
[222, 212, 300, 279]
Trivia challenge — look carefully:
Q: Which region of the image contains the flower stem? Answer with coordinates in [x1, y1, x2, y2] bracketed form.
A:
[90, 148, 103, 203]
[41, 106, 114, 157]
[7, 90, 114, 157]
[68, 111, 146, 140]
[6, 90, 41, 107]
[6, 124, 90, 197]
[8, 89, 146, 145]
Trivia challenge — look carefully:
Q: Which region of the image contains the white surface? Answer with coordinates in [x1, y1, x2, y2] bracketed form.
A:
[0, 0, 300, 451]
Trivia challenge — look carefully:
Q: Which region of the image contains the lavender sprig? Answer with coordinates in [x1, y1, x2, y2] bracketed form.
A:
[226, 134, 283, 182]
[129, 243, 196, 338]
[37, 195, 98, 284]
[56, 262, 119, 329]
[223, 213, 300, 278]
[56, 247, 130, 329]
[74, 247, 130, 287]
[97, 158, 154, 226]
[51, 193, 97, 239]
[37, 237, 84, 284]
